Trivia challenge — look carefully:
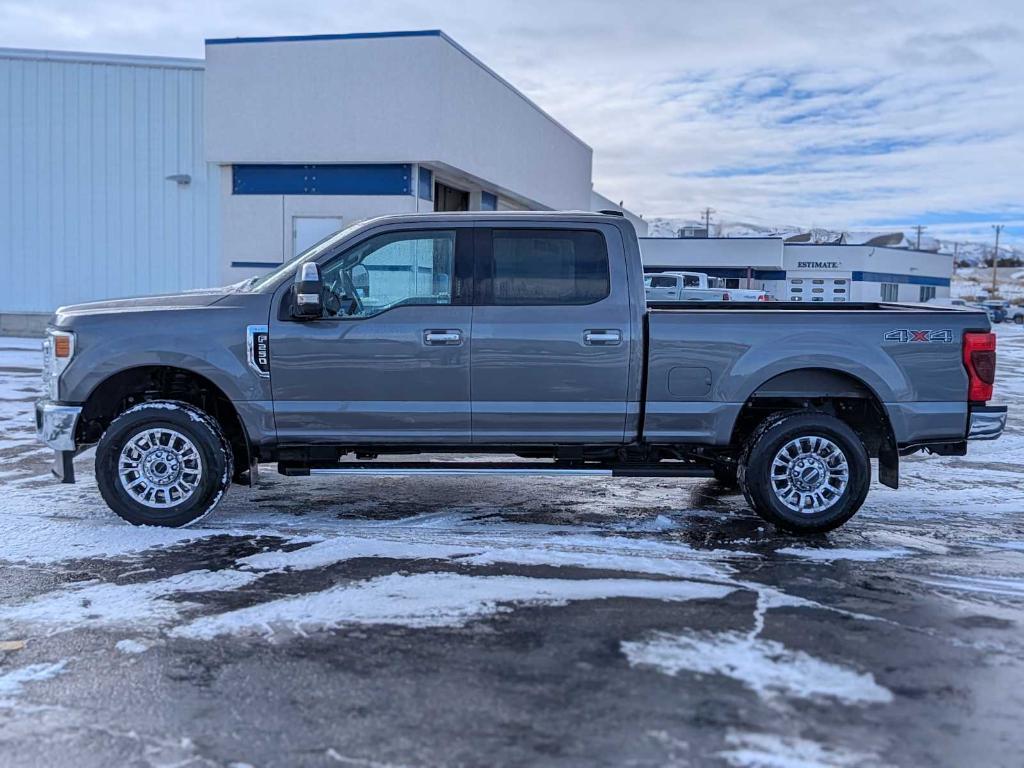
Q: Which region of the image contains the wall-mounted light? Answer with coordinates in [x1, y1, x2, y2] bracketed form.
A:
[165, 173, 191, 186]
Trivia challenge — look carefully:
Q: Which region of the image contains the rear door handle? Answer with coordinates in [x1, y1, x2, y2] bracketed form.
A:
[424, 329, 463, 346]
[583, 329, 622, 346]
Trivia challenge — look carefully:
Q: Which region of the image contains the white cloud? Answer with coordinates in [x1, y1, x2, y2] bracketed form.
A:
[1, 0, 1020, 242]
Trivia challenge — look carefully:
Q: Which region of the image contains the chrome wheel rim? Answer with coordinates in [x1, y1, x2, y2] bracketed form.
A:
[118, 428, 203, 509]
[770, 435, 849, 514]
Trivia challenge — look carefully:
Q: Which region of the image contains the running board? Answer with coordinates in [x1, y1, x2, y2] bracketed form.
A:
[279, 461, 714, 478]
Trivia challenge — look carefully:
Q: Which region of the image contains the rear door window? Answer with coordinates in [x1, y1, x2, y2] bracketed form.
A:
[479, 229, 610, 305]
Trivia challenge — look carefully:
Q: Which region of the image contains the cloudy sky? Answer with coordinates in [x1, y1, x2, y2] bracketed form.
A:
[2, 0, 1021, 245]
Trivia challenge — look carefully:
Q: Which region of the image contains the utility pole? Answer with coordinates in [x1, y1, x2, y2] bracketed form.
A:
[992, 224, 1003, 296]
[702, 207, 714, 237]
[953, 242, 959, 277]
[914, 225, 926, 250]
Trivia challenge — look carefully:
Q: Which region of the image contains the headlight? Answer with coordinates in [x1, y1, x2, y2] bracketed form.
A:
[42, 329, 75, 401]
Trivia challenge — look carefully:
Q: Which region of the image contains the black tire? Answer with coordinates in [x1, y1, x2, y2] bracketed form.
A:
[738, 411, 870, 534]
[712, 464, 739, 488]
[1015, 314, 1023, 325]
[95, 401, 233, 527]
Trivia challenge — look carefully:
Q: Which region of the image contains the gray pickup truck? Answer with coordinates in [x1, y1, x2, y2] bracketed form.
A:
[36, 212, 1007, 533]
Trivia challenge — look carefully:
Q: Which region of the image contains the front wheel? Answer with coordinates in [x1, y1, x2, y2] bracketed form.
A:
[95, 401, 233, 527]
[738, 412, 870, 534]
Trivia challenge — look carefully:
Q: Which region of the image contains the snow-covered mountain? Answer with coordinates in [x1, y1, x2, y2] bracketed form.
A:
[644, 217, 1022, 266]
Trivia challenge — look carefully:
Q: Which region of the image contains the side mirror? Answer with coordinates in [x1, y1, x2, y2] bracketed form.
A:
[292, 262, 324, 319]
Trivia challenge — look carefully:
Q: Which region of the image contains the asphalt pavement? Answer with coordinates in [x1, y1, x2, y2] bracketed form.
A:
[1, 328, 1023, 768]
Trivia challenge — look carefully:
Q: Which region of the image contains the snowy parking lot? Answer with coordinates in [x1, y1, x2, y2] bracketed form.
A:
[2, 327, 1024, 767]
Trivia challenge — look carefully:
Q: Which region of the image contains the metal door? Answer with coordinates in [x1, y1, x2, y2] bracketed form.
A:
[470, 225, 633, 444]
[269, 227, 474, 444]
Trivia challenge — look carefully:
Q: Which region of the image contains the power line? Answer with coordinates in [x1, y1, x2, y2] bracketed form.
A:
[702, 207, 715, 236]
[992, 224, 1003, 296]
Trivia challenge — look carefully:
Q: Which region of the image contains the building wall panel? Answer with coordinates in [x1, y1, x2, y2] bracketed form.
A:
[0, 50, 220, 314]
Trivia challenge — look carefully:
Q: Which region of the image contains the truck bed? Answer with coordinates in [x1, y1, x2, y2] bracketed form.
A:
[642, 302, 989, 448]
[647, 301, 984, 313]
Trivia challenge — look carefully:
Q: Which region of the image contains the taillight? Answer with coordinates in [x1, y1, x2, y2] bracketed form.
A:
[758, 294, 768, 301]
[963, 332, 996, 402]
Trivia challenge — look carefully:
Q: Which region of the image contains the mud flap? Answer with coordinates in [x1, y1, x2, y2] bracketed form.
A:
[234, 453, 259, 487]
[51, 450, 76, 484]
[878, 434, 899, 489]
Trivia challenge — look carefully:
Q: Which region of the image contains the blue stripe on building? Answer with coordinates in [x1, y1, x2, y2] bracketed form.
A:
[852, 271, 950, 287]
[230, 260, 281, 269]
[232, 164, 412, 195]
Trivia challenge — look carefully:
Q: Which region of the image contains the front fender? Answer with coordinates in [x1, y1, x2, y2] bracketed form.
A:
[56, 302, 272, 405]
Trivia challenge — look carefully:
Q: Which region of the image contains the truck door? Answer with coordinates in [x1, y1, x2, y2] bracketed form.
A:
[269, 227, 473, 444]
[470, 225, 633, 443]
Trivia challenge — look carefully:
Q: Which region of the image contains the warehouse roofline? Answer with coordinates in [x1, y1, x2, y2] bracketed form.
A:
[786, 242, 954, 256]
[0, 46, 203, 70]
[204, 29, 590, 151]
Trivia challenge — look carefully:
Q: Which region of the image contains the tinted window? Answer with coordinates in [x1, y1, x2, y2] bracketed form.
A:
[683, 275, 701, 288]
[647, 275, 677, 289]
[483, 230, 610, 305]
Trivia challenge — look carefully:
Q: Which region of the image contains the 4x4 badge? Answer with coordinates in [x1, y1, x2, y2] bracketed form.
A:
[884, 329, 953, 344]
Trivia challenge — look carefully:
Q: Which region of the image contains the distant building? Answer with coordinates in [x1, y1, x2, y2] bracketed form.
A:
[640, 237, 953, 303]
[678, 225, 708, 238]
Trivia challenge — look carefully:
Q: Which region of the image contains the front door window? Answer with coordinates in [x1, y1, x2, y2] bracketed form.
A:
[320, 230, 455, 318]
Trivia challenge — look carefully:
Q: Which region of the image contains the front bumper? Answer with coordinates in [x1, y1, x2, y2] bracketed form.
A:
[968, 405, 1007, 440]
[35, 400, 82, 483]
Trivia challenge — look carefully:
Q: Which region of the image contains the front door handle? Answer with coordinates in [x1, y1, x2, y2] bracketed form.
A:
[424, 329, 463, 346]
[583, 329, 622, 346]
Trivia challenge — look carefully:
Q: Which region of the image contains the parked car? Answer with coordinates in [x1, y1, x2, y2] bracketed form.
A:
[644, 271, 730, 302]
[926, 297, 969, 308]
[37, 211, 1006, 534]
[644, 271, 771, 302]
[976, 300, 1008, 324]
[1008, 305, 1024, 325]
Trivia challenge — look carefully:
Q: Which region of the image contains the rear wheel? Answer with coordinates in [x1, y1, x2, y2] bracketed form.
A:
[738, 412, 869, 534]
[95, 401, 232, 527]
[1015, 314, 1023, 325]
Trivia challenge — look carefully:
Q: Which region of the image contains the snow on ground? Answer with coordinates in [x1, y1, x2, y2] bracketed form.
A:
[717, 731, 880, 768]
[1, 327, 1023, 764]
[622, 629, 893, 705]
[1, 327, 1023, 639]
[0, 661, 67, 708]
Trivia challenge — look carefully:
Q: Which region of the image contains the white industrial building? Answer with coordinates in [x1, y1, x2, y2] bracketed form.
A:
[640, 237, 953, 303]
[0, 30, 645, 332]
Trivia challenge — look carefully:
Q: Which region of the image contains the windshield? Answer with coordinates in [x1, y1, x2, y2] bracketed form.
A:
[240, 221, 366, 292]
